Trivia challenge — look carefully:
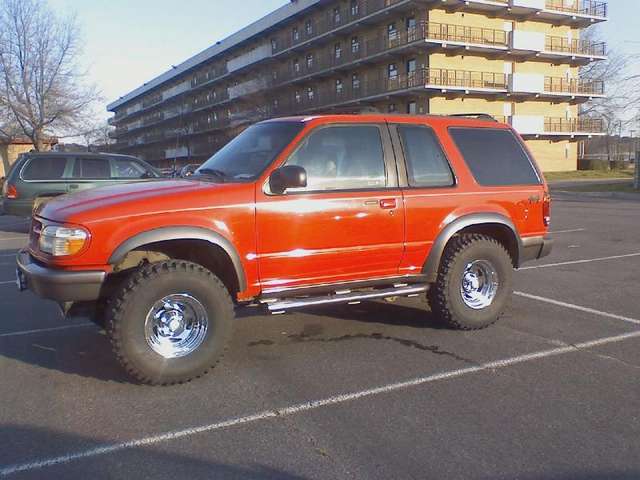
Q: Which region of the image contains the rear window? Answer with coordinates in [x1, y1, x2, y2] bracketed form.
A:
[21, 157, 67, 180]
[449, 128, 540, 186]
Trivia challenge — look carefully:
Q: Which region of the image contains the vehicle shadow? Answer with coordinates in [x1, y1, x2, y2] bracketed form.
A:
[297, 299, 447, 330]
[0, 425, 310, 479]
[0, 216, 30, 235]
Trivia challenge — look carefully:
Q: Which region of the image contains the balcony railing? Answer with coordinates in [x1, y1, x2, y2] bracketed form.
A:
[424, 22, 508, 46]
[142, 95, 163, 109]
[545, 0, 607, 17]
[544, 117, 605, 133]
[426, 68, 507, 90]
[275, 67, 507, 116]
[545, 35, 606, 56]
[544, 77, 604, 95]
[142, 113, 164, 127]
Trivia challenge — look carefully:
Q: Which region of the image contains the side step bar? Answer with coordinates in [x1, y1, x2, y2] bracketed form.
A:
[263, 284, 429, 314]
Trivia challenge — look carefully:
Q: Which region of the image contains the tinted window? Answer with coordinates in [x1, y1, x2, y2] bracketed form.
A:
[398, 125, 454, 187]
[72, 158, 110, 179]
[22, 157, 67, 180]
[449, 128, 540, 186]
[287, 125, 386, 191]
[113, 159, 148, 178]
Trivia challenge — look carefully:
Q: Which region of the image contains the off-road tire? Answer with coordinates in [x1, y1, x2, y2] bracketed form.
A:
[106, 260, 234, 385]
[428, 234, 513, 330]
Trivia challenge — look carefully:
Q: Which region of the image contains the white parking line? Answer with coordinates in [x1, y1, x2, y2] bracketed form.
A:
[549, 228, 586, 234]
[520, 252, 640, 270]
[1, 329, 639, 476]
[515, 292, 640, 326]
[0, 323, 92, 339]
[0, 236, 27, 242]
[0, 281, 15, 286]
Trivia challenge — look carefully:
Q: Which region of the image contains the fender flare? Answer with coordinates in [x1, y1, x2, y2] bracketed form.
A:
[423, 213, 521, 282]
[108, 226, 247, 292]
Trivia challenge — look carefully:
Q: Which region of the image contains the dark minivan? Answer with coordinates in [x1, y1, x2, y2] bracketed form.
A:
[1, 152, 160, 217]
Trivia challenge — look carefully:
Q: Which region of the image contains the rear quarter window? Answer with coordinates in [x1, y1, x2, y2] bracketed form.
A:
[449, 128, 541, 186]
[21, 157, 68, 180]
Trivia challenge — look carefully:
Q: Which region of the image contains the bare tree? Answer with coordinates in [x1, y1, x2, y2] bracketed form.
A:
[0, 0, 100, 151]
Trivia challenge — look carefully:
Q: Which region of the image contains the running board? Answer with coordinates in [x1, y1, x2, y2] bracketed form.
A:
[263, 284, 429, 314]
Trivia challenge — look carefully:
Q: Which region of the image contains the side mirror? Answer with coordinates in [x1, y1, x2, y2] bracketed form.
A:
[269, 165, 307, 194]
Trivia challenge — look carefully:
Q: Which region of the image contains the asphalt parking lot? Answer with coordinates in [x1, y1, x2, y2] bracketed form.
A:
[0, 191, 638, 480]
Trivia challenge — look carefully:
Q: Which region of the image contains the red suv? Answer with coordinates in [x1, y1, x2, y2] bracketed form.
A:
[16, 114, 552, 385]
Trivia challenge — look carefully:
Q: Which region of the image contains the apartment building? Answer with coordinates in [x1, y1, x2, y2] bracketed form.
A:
[107, 0, 608, 172]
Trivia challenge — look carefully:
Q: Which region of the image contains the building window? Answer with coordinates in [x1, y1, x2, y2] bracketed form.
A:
[388, 63, 398, 80]
[306, 53, 314, 69]
[273, 99, 279, 109]
[350, 0, 359, 17]
[295, 90, 302, 103]
[333, 7, 341, 24]
[407, 101, 417, 115]
[387, 22, 398, 42]
[334, 43, 342, 59]
[336, 79, 344, 94]
[406, 17, 417, 41]
[307, 86, 315, 101]
[388, 103, 397, 113]
[305, 19, 313, 36]
[293, 58, 300, 73]
[271, 38, 278, 51]
[351, 36, 360, 53]
[292, 27, 299, 42]
[352, 73, 361, 90]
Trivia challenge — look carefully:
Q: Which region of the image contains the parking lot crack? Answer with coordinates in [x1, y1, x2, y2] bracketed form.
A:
[249, 332, 476, 365]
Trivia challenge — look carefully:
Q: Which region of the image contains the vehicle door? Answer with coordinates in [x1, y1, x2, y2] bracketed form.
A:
[19, 156, 72, 200]
[255, 122, 405, 291]
[67, 157, 112, 193]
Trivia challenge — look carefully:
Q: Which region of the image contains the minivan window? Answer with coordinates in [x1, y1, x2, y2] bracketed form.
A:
[21, 157, 67, 180]
[449, 128, 540, 186]
[73, 158, 111, 179]
[398, 125, 454, 188]
[287, 125, 386, 192]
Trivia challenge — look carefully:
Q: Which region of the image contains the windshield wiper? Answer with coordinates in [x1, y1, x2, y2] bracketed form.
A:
[194, 168, 228, 183]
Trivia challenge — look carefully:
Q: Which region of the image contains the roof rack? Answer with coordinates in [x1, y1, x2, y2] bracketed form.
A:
[447, 113, 500, 122]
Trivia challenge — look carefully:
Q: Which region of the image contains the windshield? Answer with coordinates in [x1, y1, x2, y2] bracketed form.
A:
[195, 122, 304, 181]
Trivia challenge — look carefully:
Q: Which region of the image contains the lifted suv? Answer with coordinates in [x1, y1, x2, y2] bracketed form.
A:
[16, 114, 552, 385]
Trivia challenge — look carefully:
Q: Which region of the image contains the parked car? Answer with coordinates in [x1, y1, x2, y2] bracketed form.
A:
[1, 152, 161, 217]
[16, 114, 552, 385]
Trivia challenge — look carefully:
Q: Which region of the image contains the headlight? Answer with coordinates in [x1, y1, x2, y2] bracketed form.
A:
[39, 226, 89, 256]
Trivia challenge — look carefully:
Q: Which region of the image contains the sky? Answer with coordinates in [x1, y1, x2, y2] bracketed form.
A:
[47, 0, 639, 122]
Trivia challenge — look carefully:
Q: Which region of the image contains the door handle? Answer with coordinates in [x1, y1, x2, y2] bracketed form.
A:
[379, 198, 397, 209]
[69, 185, 79, 190]
[363, 200, 378, 206]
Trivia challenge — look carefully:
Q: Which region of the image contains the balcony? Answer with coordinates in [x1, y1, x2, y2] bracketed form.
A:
[545, 0, 607, 17]
[273, 22, 508, 89]
[544, 35, 606, 58]
[272, 0, 410, 55]
[511, 115, 605, 137]
[425, 68, 508, 92]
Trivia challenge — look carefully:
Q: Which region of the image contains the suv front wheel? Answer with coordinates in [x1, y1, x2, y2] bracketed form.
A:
[106, 261, 234, 385]
[428, 234, 513, 330]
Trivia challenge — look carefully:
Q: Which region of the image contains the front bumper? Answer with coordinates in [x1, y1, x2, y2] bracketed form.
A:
[16, 250, 106, 302]
[519, 235, 553, 266]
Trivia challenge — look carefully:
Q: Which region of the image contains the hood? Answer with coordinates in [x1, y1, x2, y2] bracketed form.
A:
[37, 179, 247, 225]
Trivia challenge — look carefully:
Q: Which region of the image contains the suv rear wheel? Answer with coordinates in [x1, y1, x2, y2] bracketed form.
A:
[428, 234, 513, 330]
[106, 260, 234, 385]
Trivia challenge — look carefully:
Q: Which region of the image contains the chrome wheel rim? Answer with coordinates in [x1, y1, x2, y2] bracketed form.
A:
[460, 260, 499, 310]
[144, 294, 208, 359]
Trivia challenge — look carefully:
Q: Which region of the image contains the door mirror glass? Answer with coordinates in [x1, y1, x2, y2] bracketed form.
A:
[269, 165, 307, 194]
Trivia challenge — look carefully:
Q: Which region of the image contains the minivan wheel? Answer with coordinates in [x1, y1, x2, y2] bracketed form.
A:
[106, 261, 234, 385]
[428, 234, 513, 330]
